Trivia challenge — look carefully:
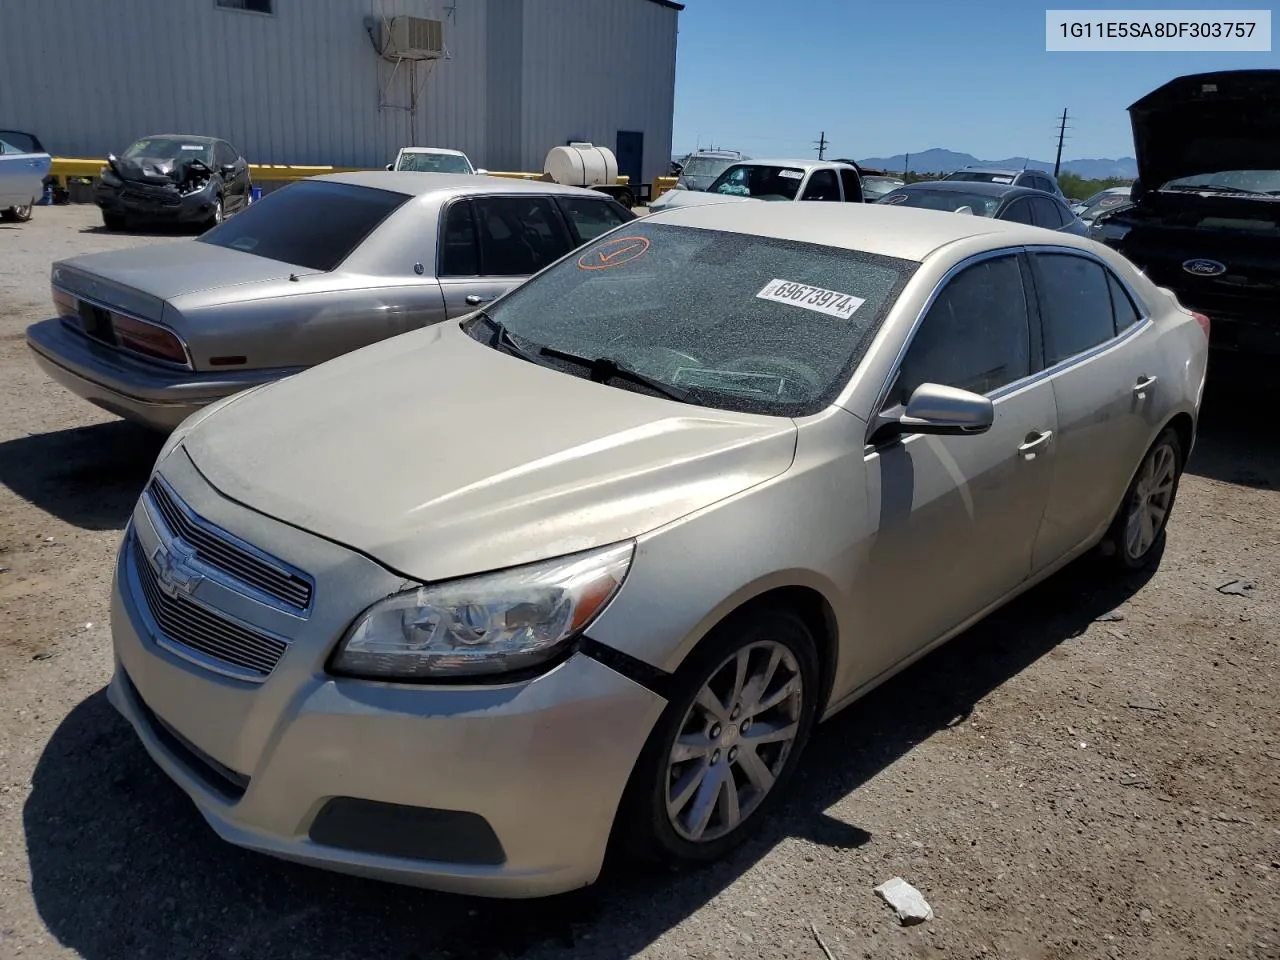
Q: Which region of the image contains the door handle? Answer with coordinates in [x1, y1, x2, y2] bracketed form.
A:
[465, 294, 497, 306]
[1133, 375, 1158, 400]
[1018, 430, 1053, 460]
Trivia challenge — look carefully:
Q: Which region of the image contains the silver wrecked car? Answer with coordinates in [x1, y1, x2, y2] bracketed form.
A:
[107, 201, 1207, 898]
[26, 172, 634, 430]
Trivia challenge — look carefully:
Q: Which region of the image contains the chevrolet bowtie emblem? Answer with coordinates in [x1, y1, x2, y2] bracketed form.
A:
[152, 539, 204, 598]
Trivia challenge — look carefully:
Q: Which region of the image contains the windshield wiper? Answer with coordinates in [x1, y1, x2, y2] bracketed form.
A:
[474, 311, 543, 365]
[538, 345, 694, 403]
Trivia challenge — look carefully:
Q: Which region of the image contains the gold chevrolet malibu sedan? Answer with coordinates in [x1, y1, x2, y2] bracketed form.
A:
[107, 201, 1209, 897]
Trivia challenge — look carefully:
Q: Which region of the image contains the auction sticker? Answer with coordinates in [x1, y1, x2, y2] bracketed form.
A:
[578, 235, 651, 270]
[777, 169, 804, 179]
[756, 279, 865, 320]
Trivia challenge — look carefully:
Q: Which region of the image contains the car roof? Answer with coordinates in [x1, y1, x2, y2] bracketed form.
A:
[953, 166, 1030, 176]
[730, 158, 857, 171]
[687, 150, 741, 158]
[314, 170, 604, 198]
[136, 134, 219, 144]
[398, 146, 468, 156]
[644, 200, 1073, 262]
[895, 179, 1043, 198]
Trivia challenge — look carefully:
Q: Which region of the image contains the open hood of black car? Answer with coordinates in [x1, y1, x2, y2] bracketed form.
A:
[1130, 70, 1280, 189]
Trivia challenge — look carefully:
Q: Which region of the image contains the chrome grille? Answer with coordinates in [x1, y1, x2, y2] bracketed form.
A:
[131, 533, 288, 679]
[146, 478, 313, 611]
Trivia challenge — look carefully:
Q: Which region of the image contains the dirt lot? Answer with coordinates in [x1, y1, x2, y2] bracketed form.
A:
[1, 205, 1277, 960]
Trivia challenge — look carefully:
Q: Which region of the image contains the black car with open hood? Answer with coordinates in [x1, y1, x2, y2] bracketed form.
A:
[1091, 70, 1280, 356]
[94, 134, 253, 231]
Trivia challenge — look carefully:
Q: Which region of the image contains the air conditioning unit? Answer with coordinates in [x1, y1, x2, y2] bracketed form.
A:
[385, 16, 444, 59]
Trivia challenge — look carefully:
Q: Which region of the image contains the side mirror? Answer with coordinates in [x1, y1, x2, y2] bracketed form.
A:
[385, 163, 394, 171]
[219, 164, 237, 177]
[872, 382, 994, 443]
[474, 168, 489, 175]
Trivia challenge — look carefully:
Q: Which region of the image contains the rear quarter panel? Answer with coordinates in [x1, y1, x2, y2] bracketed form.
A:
[167, 277, 449, 370]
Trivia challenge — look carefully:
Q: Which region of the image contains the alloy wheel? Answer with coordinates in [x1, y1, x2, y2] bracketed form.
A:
[1124, 440, 1177, 559]
[664, 640, 804, 843]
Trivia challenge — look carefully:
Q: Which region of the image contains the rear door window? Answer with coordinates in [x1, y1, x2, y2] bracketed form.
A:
[555, 196, 631, 243]
[839, 168, 863, 202]
[473, 196, 574, 276]
[439, 200, 480, 277]
[197, 180, 408, 271]
[1108, 272, 1142, 333]
[1032, 253, 1117, 364]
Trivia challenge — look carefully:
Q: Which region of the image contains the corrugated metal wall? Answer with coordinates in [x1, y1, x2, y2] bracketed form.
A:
[0, 0, 677, 179]
[519, 0, 677, 184]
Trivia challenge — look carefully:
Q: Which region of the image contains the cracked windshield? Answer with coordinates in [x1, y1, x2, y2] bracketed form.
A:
[480, 222, 913, 414]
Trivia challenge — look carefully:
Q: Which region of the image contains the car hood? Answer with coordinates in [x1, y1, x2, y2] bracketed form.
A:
[651, 189, 753, 212]
[51, 243, 322, 315]
[1130, 69, 1280, 188]
[179, 322, 798, 582]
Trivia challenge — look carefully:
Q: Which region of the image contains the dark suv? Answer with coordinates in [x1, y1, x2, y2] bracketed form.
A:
[1091, 70, 1280, 357]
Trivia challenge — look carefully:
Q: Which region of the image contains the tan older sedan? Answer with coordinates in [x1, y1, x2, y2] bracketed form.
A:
[106, 201, 1208, 897]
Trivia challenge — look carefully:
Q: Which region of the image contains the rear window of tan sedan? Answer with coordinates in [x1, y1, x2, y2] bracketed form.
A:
[481, 222, 918, 417]
[199, 180, 409, 271]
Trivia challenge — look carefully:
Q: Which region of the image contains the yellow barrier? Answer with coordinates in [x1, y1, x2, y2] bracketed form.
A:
[51, 157, 630, 186]
[653, 176, 678, 200]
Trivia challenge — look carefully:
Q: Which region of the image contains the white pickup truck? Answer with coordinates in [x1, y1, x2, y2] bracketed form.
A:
[649, 158, 865, 211]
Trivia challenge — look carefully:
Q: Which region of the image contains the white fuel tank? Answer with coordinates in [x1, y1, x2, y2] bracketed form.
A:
[544, 142, 618, 187]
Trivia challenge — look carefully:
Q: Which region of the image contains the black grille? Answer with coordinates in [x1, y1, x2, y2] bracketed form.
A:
[121, 188, 180, 207]
[146, 479, 313, 611]
[132, 534, 289, 679]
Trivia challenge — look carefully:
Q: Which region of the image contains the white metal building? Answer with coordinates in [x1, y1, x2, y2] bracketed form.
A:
[0, 0, 681, 186]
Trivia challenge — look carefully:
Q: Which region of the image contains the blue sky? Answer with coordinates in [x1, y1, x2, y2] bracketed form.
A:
[670, 0, 1278, 161]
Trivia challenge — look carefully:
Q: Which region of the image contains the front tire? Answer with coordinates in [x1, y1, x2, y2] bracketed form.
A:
[102, 211, 127, 231]
[616, 604, 820, 867]
[205, 196, 223, 231]
[1101, 427, 1183, 569]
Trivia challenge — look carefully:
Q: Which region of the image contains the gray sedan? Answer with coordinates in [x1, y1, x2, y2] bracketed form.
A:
[27, 172, 635, 430]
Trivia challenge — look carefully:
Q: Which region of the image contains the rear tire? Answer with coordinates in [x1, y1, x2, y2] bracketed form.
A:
[3, 199, 34, 222]
[1100, 427, 1183, 570]
[614, 604, 820, 868]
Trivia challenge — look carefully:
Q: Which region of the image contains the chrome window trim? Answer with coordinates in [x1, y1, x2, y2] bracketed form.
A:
[124, 529, 282, 685]
[55, 284, 194, 371]
[866, 243, 1154, 444]
[143, 473, 315, 618]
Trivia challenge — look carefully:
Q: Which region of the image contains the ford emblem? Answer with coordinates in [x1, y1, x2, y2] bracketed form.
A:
[1182, 258, 1227, 277]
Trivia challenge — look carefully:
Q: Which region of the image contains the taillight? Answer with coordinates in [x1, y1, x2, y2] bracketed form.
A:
[1191, 311, 1211, 339]
[52, 286, 77, 319]
[110, 313, 189, 366]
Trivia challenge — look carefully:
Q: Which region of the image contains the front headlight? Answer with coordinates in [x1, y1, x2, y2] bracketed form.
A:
[99, 167, 121, 187]
[1089, 213, 1131, 244]
[331, 541, 635, 680]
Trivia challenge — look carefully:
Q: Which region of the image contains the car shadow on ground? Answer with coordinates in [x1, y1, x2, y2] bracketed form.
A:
[79, 222, 202, 238]
[0, 420, 162, 531]
[1184, 354, 1279, 491]
[23, 553, 1157, 960]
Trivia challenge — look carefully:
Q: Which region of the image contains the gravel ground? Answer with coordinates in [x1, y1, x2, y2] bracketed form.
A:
[1, 205, 1277, 960]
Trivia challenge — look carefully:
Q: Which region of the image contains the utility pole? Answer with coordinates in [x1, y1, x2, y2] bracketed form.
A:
[904, 152, 910, 177]
[1053, 108, 1069, 178]
[814, 131, 828, 160]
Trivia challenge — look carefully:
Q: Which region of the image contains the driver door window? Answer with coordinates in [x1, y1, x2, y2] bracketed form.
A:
[839, 168, 863, 202]
[886, 254, 1033, 409]
[801, 169, 841, 202]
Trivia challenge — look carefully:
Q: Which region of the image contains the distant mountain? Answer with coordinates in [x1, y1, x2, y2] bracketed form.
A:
[857, 148, 1137, 180]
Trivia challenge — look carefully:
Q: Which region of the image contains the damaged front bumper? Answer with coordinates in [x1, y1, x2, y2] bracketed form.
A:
[95, 178, 220, 224]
